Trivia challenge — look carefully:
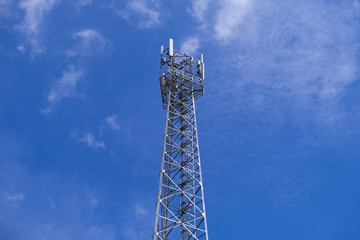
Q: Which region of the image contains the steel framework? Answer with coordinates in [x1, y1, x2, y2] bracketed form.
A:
[153, 39, 208, 240]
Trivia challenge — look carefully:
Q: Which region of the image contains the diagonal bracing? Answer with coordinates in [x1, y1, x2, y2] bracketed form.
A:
[154, 39, 208, 240]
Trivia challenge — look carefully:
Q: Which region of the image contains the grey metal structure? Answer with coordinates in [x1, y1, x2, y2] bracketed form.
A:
[153, 39, 208, 240]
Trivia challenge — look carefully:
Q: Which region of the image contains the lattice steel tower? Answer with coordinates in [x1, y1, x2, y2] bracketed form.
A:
[153, 39, 208, 240]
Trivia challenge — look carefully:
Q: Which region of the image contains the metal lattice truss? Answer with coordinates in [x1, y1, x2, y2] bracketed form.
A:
[154, 39, 208, 240]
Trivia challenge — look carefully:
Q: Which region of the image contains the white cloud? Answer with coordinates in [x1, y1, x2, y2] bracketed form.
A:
[3, 192, 25, 203]
[70, 29, 111, 57]
[77, 132, 105, 149]
[90, 198, 98, 207]
[42, 65, 83, 114]
[17, 45, 26, 54]
[122, 201, 152, 240]
[115, 0, 160, 29]
[188, 0, 209, 21]
[0, 140, 118, 239]
[0, 0, 12, 19]
[180, 37, 200, 55]
[104, 115, 120, 131]
[78, 0, 92, 6]
[134, 204, 148, 218]
[214, 0, 252, 43]
[3, 192, 25, 209]
[71, 115, 122, 150]
[208, 1, 360, 126]
[17, 0, 58, 54]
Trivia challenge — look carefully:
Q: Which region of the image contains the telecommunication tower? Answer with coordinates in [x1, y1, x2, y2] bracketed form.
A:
[153, 39, 208, 240]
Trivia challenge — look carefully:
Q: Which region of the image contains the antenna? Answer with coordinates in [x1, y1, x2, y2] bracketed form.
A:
[160, 45, 165, 64]
[201, 62, 205, 79]
[198, 54, 205, 79]
[168, 38, 173, 57]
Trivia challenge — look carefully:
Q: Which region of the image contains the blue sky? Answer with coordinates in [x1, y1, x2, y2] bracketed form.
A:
[1, 0, 360, 239]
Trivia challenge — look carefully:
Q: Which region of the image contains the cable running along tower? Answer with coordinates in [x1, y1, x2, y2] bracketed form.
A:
[153, 39, 208, 240]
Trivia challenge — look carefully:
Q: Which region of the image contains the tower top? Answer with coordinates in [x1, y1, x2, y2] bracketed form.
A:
[159, 38, 205, 109]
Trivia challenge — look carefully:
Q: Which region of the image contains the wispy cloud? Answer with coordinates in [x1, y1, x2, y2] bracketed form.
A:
[206, 1, 360, 126]
[17, 45, 26, 54]
[90, 198, 98, 208]
[0, 149, 117, 239]
[195, 2, 360, 206]
[72, 131, 105, 149]
[188, 0, 209, 21]
[134, 204, 148, 218]
[0, 0, 12, 20]
[180, 37, 200, 55]
[104, 115, 120, 131]
[214, 0, 252, 43]
[114, 0, 161, 29]
[17, 0, 58, 54]
[71, 115, 122, 150]
[2, 192, 25, 209]
[121, 200, 153, 240]
[68, 29, 111, 57]
[3, 192, 24, 203]
[77, 0, 92, 6]
[42, 65, 83, 114]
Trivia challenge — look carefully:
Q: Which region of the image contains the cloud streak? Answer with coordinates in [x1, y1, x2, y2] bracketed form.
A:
[17, 0, 58, 54]
[104, 115, 120, 131]
[114, 0, 161, 29]
[194, 1, 360, 207]
[0, 0, 12, 20]
[71, 115, 123, 150]
[205, 0, 360, 126]
[3, 192, 24, 202]
[0, 160, 116, 240]
[42, 65, 83, 114]
[79, 132, 105, 149]
[72, 131, 105, 149]
[188, 0, 209, 21]
[134, 204, 148, 218]
[68, 29, 111, 57]
[121, 199, 153, 240]
[181, 37, 200, 55]
[214, 0, 252, 43]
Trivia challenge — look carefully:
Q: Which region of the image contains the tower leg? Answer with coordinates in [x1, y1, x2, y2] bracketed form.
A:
[154, 91, 208, 240]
